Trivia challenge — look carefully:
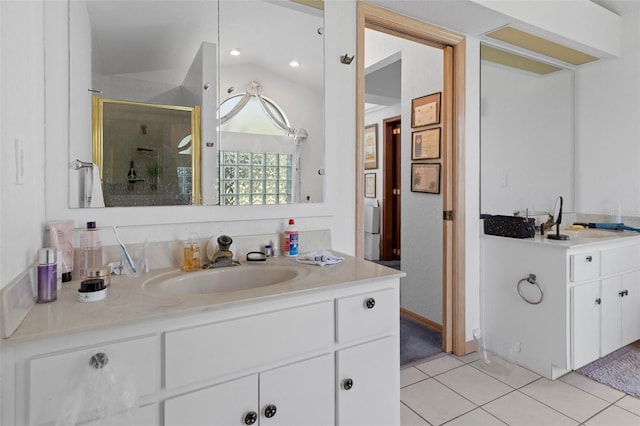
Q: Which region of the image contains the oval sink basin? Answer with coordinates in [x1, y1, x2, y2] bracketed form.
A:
[143, 265, 305, 295]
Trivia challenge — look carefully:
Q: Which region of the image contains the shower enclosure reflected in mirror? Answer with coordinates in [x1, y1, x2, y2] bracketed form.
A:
[92, 97, 201, 207]
[67, 0, 325, 208]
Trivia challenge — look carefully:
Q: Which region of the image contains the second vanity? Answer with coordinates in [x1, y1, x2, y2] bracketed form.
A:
[0, 254, 403, 426]
[483, 228, 640, 379]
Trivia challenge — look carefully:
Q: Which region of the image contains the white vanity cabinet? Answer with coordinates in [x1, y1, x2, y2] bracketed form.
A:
[572, 271, 640, 368]
[165, 354, 334, 426]
[0, 269, 401, 426]
[483, 234, 640, 379]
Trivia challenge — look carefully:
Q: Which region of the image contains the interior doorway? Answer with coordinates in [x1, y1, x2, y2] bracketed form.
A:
[356, 3, 468, 355]
[381, 116, 401, 261]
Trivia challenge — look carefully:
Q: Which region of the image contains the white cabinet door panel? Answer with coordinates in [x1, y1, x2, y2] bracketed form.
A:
[571, 281, 600, 369]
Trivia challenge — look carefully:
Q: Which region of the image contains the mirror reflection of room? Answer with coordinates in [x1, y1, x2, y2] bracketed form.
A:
[68, 0, 324, 208]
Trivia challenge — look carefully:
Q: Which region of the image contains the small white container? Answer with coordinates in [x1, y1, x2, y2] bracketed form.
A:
[77, 278, 107, 302]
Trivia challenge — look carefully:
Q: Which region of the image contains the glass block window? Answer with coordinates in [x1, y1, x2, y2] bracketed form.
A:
[219, 151, 292, 205]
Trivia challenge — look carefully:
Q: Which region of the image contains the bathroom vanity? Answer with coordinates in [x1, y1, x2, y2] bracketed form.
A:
[483, 229, 640, 379]
[0, 255, 403, 425]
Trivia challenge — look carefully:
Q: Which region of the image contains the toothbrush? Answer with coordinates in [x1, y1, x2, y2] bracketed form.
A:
[112, 226, 136, 273]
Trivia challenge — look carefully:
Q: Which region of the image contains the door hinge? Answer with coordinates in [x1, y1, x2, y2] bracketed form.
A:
[393, 248, 400, 255]
[392, 128, 401, 135]
[443, 210, 454, 221]
[393, 188, 400, 195]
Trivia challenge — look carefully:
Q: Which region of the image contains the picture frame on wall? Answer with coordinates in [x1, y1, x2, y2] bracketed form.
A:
[411, 163, 440, 194]
[364, 173, 376, 198]
[364, 123, 378, 170]
[411, 128, 441, 160]
[411, 92, 441, 128]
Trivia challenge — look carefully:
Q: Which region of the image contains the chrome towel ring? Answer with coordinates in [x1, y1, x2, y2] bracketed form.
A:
[517, 273, 544, 305]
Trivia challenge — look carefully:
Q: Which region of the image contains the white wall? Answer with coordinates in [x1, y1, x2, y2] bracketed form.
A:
[47, 0, 353, 249]
[0, 1, 46, 287]
[481, 64, 575, 216]
[0, 0, 356, 291]
[575, 10, 640, 218]
[400, 44, 444, 323]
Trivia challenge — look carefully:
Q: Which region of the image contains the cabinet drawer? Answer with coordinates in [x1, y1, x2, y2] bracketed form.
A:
[29, 335, 157, 426]
[165, 301, 333, 389]
[570, 251, 600, 282]
[601, 245, 640, 276]
[336, 288, 398, 343]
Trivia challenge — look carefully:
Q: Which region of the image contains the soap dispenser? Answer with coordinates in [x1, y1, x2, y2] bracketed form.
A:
[183, 233, 201, 272]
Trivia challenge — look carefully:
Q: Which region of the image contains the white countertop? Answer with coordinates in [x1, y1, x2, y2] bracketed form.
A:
[484, 228, 640, 249]
[1, 255, 404, 345]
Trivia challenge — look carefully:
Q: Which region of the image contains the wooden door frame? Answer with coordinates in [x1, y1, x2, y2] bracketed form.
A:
[381, 115, 400, 261]
[355, 2, 467, 355]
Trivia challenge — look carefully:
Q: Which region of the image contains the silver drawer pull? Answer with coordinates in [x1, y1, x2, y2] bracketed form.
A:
[586, 256, 593, 262]
[89, 352, 109, 369]
[365, 298, 376, 309]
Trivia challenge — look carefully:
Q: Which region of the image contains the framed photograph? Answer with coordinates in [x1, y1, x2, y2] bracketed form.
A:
[411, 128, 441, 160]
[411, 163, 440, 194]
[411, 92, 441, 128]
[364, 173, 376, 198]
[363, 123, 378, 170]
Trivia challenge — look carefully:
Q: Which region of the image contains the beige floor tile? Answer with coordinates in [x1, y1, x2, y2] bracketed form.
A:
[435, 365, 512, 405]
[401, 378, 476, 426]
[483, 391, 578, 426]
[444, 408, 507, 426]
[401, 403, 431, 426]
[616, 395, 640, 417]
[520, 378, 610, 423]
[401, 367, 430, 388]
[470, 359, 539, 389]
[415, 355, 465, 377]
[455, 351, 480, 364]
[584, 405, 640, 426]
[559, 372, 625, 403]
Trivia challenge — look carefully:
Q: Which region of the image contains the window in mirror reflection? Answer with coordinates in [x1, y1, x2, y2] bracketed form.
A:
[218, 88, 297, 205]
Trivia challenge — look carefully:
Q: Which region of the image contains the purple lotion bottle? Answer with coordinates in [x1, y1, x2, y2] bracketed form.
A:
[37, 248, 57, 303]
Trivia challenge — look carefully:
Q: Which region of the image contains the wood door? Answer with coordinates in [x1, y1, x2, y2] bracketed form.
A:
[381, 116, 401, 261]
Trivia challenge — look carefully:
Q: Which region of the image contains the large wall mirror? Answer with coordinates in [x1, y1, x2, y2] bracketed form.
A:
[68, 0, 324, 209]
[480, 43, 575, 219]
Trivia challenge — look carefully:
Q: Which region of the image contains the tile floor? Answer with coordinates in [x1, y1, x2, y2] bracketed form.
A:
[400, 352, 640, 425]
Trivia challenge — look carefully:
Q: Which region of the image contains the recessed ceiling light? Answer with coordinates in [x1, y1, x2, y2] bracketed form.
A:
[230, 49, 240, 56]
[289, 60, 300, 68]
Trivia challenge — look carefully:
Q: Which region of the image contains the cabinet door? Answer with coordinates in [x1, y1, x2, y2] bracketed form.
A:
[337, 336, 399, 426]
[164, 375, 258, 426]
[621, 271, 640, 346]
[571, 281, 601, 369]
[601, 276, 622, 356]
[260, 354, 334, 426]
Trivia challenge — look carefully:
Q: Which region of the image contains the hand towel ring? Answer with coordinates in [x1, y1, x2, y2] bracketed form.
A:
[517, 274, 544, 305]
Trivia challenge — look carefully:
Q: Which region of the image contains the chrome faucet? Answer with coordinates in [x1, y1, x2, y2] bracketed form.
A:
[204, 235, 235, 269]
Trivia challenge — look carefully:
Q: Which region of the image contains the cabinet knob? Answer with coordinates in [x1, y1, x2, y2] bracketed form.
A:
[263, 404, 277, 418]
[89, 352, 109, 369]
[586, 256, 593, 262]
[595, 298, 602, 305]
[619, 290, 629, 297]
[243, 411, 258, 425]
[343, 378, 354, 390]
[365, 298, 376, 309]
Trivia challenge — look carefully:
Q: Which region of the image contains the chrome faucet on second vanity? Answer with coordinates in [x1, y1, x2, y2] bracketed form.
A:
[204, 235, 235, 269]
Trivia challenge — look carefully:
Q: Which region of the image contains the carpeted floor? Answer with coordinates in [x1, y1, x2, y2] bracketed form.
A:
[577, 343, 640, 397]
[400, 316, 442, 365]
[373, 259, 401, 270]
